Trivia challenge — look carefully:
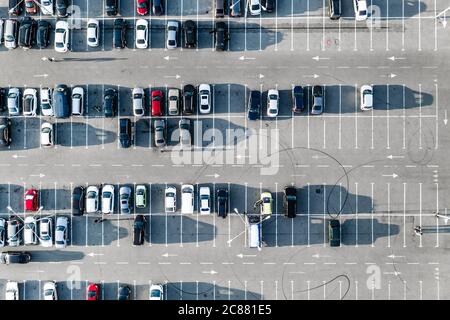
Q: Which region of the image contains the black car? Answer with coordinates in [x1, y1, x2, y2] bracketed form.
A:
[283, 186, 297, 218]
[72, 186, 85, 216]
[328, 0, 341, 20]
[56, 0, 68, 17]
[0, 88, 6, 112]
[247, 90, 261, 120]
[216, 189, 229, 218]
[329, 219, 341, 247]
[103, 88, 117, 118]
[262, 0, 275, 13]
[183, 20, 196, 49]
[183, 85, 196, 115]
[0, 251, 31, 264]
[230, 0, 242, 17]
[118, 286, 131, 300]
[133, 215, 145, 246]
[292, 86, 304, 113]
[105, 0, 118, 16]
[18, 17, 36, 49]
[0, 118, 12, 148]
[53, 84, 70, 118]
[152, 0, 164, 16]
[37, 20, 51, 49]
[113, 18, 127, 49]
[119, 118, 133, 148]
[213, 21, 229, 51]
[9, 0, 23, 16]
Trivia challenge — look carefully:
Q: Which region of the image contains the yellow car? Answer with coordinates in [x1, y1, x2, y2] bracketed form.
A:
[260, 192, 273, 216]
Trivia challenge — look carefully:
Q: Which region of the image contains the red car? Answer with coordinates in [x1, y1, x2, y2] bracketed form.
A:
[151, 90, 164, 116]
[136, 0, 148, 15]
[24, 189, 38, 212]
[86, 283, 100, 300]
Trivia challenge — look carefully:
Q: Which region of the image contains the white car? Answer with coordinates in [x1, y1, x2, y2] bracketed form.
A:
[353, 0, 368, 21]
[87, 19, 100, 47]
[41, 0, 54, 15]
[168, 88, 180, 115]
[23, 88, 37, 116]
[40, 87, 53, 116]
[132, 87, 145, 116]
[249, 0, 261, 15]
[199, 187, 211, 215]
[7, 87, 20, 116]
[181, 184, 194, 214]
[54, 20, 69, 52]
[164, 186, 177, 213]
[86, 186, 100, 213]
[43, 281, 58, 300]
[5, 281, 19, 300]
[266, 89, 279, 117]
[24, 216, 38, 245]
[101, 184, 115, 214]
[149, 284, 164, 300]
[39, 217, 53, 247]
[135, 19, 149, 49]
[199, 84, 211, 114]
[55, 216, 69, 249]
[360, 85, 373, 111]
[166, 20, 178, 49]
[40, 122, 54, 147]
[71, 86, 84, 115]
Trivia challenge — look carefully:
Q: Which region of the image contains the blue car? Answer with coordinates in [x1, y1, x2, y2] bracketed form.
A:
[292, 86, 304, 113]
[247, 90, 261, 120]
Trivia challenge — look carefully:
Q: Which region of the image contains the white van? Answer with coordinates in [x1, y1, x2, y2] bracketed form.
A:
[247, 215, 261, 249]
[181, 184, 194, 214]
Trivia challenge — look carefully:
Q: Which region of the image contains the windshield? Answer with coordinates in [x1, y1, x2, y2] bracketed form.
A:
[151, 290, 161, 298]
[87, 191, 97, 199]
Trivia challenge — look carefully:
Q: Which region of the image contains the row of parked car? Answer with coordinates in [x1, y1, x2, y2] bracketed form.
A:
[4, 279, 164, 300]
[0, 215, 69, 248]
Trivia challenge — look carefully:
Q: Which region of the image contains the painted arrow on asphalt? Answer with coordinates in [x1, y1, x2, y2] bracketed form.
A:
[202, 270, 218, 275]
[387, 56, 406, 61]
[387, 254, 405, 259]
[382, 173, 399, 178]
[312, 56, 330, 61]
[30, 173, 45, 178]
[303, 74, 320, 79]
[87, 252, 104, 257]
[312, 253, 330, 258]
[387, 155, 404, 160]
[12, 154, 26, 159]
[162, 253, 178, 258]
[164, 75, 181, 79]
[444, 110, 448, 125]
[163, 56, 178, 61]
[239, 56, 256, 61]
[33, 74, 49, 78]
[205, 173, 220, 178]
[236, 253, 257, 259]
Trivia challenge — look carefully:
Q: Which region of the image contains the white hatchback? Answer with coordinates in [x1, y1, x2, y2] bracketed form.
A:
[199, 187, 211, 215]
[43, 281, 58, 300]
[54, 20, 69, 52]
[101, 184, 115, 214]
[87, 19, 100, 47]
[249, 0, 261, 15]
[71, 86, 84, 115]
[40, 87, 53, 116]
[164, 186, 177, 213]
[40, 122, 54, 147]
[353, 0, 368, 21]
[135, 19, 149, 49]
[86, 186, 99, 213]
[23, 88, 37, 116]
[181, 184, 194, 214]
[41, 0, 54, 15]
[5, 281, 19, 300]
[24, 216, 38, 245]
[132, 87, 145, 116]
[39, 217, 53, 248]
[266, 89, 279, 117]
[199, 84, 211, 114]
[360, 84, 373, 110]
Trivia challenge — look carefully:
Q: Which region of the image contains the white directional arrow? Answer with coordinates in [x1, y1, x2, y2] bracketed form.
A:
[312, 154, 327, 159]
[387, 254, 405, 259]
[205, 173, 220, 178]
[312, 253, 330, 259]
[387, 155, 404, 160]
[236, 154, 250, 159]
[161, 253, 178, 258]
[163, 56, 178, 61]
[312, 56, 330, 61]
[442, 17, 448, 28]
[30, 173, 45, 178]
[239, 56, 256, 61]
[236, 253, 257, 259]
[202, 270, 218, 275]
[33, 74, 49, 78]
[382, 173, 398, 178]
[12, 154, 26, 159]
[388, 73, 397, 78]
[444, 110, 448, 125]
[87, 252, 104, 257]
[303, 74, 320, 79]
[388, 56, 406, 61]
[164, 75, 181, 79]
[259, 74, 264, 79]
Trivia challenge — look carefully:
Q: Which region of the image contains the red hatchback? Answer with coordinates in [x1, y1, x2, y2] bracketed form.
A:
[136, 0, 148, 15]
[151, 90, 164, 116]
[86, 283, 100, 300]
[24, 189, 38, 212]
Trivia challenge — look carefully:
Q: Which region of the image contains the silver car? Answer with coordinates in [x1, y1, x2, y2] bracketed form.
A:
[71, 86, 84, 115]
[55, 216, 69, 249]
[39, 217, 53, 248]
[154, 119, 166, 147]
[24, 216, 38, 245]
[119, 186, 132, 214]
[7, 218, 22, 247]
[7, 88, 20, 116]
[132, 87, 145, 117]
[179, 119, 191, 149]
[168, 88, 180, 115]
[166, 21, 178, 49]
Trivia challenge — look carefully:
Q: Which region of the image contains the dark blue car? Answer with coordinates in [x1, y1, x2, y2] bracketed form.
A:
[292, 86, 304, 113]
[247, 90, 261, 120]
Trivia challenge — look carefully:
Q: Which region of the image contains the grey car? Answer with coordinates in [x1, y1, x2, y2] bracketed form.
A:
[119, 186, 132, 214]
[179, 119, 191, 149]
[154, 119, 166, 147]
[168, 88, 180, 115]
[311, 85, 324, 115]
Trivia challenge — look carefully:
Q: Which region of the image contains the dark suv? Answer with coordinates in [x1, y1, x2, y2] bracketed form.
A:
[283, 186, 297, 218]
[103, 88, 117, 118]
[133, 215, 145, 245]
[72, 186, 85, 216]
[247, 90, 261, 120]
[119, 118, 134, 148]
[53, 84, 70, 118]
[0, 251, 31, 264]
[183, 85, 196, 115]
[213, 21, 229, 51]
[0, 118, 12, 148]
[292, 86, 304, 113]
[18, 17, 36, 49]
[329, 220, 341, 247]
[216, 189, 229, 218]
[113, 18, 127, 49]
[56, 0, 68, 17]
[183, 20, 196, 48]
[328, 0, 341, 20]
[37, 20, 51, 49]
[105, 0, 118, 16]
